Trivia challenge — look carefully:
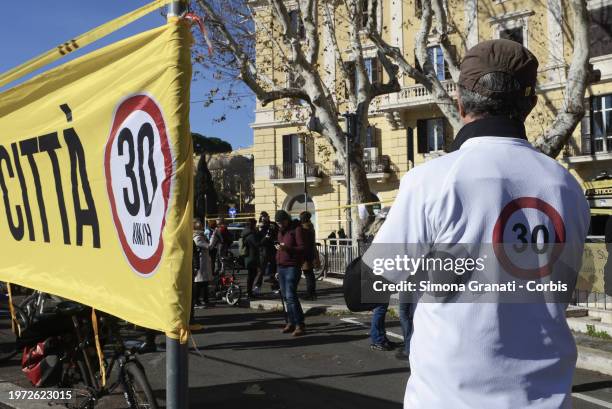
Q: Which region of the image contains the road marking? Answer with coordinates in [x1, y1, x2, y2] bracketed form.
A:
[340, 317, 404, 340]
[573, 393, 612, 408]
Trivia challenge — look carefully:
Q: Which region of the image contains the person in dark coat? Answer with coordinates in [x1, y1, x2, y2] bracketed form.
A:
[300, 211, 317, 300]
[258, 211, 279, 291]
[241, 218, 261, 298]
[275, 210, 306, 336]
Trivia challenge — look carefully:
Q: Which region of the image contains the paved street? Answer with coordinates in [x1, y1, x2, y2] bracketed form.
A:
[0, 276, 611, 409]
[3, 301, 611, 408]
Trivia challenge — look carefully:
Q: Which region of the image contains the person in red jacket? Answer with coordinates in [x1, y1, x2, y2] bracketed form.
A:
[275, 210, 306, 336]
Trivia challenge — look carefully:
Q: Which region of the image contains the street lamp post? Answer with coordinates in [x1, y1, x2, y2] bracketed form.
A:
[301, 135, 308, 212]
[342, 112, 357, 239]
[166, 4, 188, 409]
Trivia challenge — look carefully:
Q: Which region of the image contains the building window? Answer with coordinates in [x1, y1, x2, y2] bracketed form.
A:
[417, 118, 446, 153]
[591, 94, 612, 153]
[282, 134, 304, 164]
[415, 0, 422, 18]
[359, 0, 377, 29]
[364, 58, 382, 84]
[361, 125, 377, 148]
[500, 26, 524, 45]
[590, 4, 612, 58]
[427, 46, 447, 80]
[345, 58, 382, 96]
[491, 10, 533, 48]
[289, 9, 305, 39]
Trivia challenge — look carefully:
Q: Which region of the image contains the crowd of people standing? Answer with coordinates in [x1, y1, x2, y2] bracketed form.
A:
[191, 210, 318, 337]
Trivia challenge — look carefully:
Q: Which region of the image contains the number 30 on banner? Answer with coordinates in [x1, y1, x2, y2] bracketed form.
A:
[104, 95, 174, 276]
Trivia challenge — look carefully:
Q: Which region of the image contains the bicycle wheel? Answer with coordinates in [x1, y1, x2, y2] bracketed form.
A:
[63, 359, 95, 409]
[225, 284, 241, 306]
[123, 361, 159, 409]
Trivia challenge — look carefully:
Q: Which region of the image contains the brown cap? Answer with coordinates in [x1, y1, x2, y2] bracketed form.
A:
[458, 39, 539, 98]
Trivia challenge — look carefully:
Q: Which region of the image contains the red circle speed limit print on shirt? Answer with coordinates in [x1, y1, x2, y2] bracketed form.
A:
[492, 197, 566, 279]
[104, 95, 173, 276]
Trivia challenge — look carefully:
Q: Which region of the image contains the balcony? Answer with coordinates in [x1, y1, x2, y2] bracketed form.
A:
[331, 155, 392, 183]
[269, 162, 323, 186]
[375, 80, 457, 111]
[561, 142, 612, 166]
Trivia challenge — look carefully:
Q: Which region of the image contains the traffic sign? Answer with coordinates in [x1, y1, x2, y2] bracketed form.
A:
[105, 94, 172, 276]
[492, 197, 566, 279]
[228, 207, 237, 218]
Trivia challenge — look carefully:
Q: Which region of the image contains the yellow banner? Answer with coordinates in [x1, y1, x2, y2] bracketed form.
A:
[0, 20, 193, 336]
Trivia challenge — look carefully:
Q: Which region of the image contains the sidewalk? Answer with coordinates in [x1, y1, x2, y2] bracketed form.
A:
[247, 277, 612, 377]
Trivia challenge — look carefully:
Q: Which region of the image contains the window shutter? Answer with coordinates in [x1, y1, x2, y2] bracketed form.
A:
[581, 98, 592, 155]
[306, 135, 315, 163]
[589, 5, 612, 58]
[345, 61, 356, 99]
[417, 120, 428, 153]
[365, 126, 375, 148]
[282, 134, 293, 163]
[407, 127, 414, 165]
[375, 59, 383, 84]
[442, 119, 451, 152]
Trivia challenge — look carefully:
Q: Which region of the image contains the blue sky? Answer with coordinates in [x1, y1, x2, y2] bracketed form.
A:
[0, 1, 254, 150]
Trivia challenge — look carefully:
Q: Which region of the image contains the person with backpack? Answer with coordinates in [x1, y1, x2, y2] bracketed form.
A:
[241, 218, 262, 299]
[275, 210, 306, 336]
[193, 219, 213, 310]
[299, 211, 317, 300]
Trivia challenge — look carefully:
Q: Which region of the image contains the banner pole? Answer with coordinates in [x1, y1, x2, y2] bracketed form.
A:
[166, 3, 188, 409]
[167, 336, 189, 409]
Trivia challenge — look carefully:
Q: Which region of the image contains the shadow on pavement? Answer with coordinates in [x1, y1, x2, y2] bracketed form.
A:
[182, 378, 402, 409]
[572, 380, 612, 393]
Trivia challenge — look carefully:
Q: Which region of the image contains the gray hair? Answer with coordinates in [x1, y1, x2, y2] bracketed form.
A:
[458, 72, 533, 121]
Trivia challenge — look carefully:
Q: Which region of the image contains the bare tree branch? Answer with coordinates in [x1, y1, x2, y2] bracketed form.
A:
[349, 0, 370, 107]
[366, 1, 462, 131]
[431, 0, 461, 82]
[532, 0, 591, 158]
[299, 0, 320, 65]
[197, 0, 306, 105]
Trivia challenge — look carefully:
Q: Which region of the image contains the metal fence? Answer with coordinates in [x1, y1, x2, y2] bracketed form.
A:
[269, 162, 322, 180]
[318, 238, 365, 276]
[331, 156, 391, 176]
[573, 289, 612, 311]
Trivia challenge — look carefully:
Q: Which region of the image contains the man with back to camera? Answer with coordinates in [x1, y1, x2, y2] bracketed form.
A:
[353, 40, 590, 408]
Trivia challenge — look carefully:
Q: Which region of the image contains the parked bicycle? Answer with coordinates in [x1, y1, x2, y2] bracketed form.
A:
[19, 300, 158, 409]
[215, 256, 242, 306]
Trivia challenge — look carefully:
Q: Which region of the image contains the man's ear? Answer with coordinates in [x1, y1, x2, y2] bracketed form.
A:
[457, 94, 467, 119]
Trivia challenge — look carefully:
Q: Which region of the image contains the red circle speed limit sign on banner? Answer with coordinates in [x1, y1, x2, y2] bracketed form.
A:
[492, 197, 566, 279]
[104, 95, 173, 276]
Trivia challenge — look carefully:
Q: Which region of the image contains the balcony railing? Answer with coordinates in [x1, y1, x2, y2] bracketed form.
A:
[331, 156, 391, 176]
[269, 162, 323, 180]
[375, 80, 457, 109]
